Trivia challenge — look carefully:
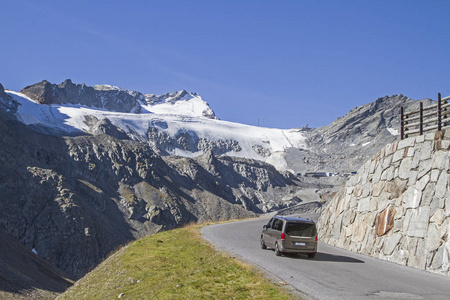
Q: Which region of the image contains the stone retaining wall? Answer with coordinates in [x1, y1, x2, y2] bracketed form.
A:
[318, 130, 450, 276]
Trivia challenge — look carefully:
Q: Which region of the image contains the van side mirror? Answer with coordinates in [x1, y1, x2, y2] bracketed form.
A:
[263, 225, 267, 230]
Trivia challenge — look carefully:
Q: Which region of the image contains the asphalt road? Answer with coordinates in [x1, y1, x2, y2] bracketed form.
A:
[201, 214, 450, 300]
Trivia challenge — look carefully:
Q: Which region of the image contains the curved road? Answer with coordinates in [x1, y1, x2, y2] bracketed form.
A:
[201, 215, 450, 300]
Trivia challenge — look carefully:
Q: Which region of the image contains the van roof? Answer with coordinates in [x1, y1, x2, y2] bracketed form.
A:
[275, 215, 315, 223]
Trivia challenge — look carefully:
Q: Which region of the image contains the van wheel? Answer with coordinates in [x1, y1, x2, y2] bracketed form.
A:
[275, 242, 282, 256]
[260, 237, 267, 249]
[308, 253, 316, 259]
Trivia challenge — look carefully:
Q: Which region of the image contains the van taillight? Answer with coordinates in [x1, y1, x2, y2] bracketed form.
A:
[281, 233, 285, 241]
[315, 235, 318, 242]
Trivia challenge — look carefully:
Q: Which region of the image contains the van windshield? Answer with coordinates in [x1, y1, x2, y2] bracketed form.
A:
[285, 222, 316, 237]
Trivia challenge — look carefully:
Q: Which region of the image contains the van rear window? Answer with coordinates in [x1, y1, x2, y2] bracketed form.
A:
[285, 222, 316, 237]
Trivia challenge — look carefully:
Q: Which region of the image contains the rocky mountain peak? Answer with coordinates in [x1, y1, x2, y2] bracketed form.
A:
[144, 89, 191, 105]
[299, 94, 436, 173]
[20, 80, 142, 113]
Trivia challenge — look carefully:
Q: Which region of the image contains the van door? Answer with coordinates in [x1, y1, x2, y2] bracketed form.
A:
[269, 218, 283, 247]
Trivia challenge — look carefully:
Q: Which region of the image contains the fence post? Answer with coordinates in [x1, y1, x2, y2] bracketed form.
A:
[438, 93, 442, 131]
[400, 107, 404, 140]
[419, 102, 423, 135]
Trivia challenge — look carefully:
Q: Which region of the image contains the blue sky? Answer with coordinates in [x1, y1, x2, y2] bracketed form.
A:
[1, 0, 450, 128]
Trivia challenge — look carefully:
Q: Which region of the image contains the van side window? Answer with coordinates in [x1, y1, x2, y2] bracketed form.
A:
[273, 219, 283, 231]
[266, 218, 274, 229]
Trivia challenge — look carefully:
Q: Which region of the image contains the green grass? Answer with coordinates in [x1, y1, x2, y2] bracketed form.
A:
[58, 224, 294, 300]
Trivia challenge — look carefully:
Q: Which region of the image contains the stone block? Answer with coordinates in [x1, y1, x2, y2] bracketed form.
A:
[373, 164, 383, 183]
[398, 157, 412, 180]
[382, 154, 393, 169]
[370, 197, 378, 211]
[389, 178, 407, 199]
[381, 166, 395, 181]
[431, 245, 445, 270]
[357, 197, 371, 212]
[426, 223, 442, 252]
[372, 181, 386, 197]
[375, 206, 395, 236]
[344, 214, 353, 230]
[393, 216, 403, 232]
[416, 135, 425, 143]
[403, 209, 412, 232]
[346, 186, 354, 195]
[444, 129, 450, 139]
[345, 224, 353, 237]
[417, 159, 432, 179]
[407, 147, 415, 157]
[430, 209, 445, 226]
[420, 141, 433, 160]
[441, 140, 450, 150]
[411, 151, 421, 169]
[415, 173, 430, 191]
[431, 169, 441, 182]
[421, 182, 436, 206]
[407, 206, 431, 238]
[369, 159, 377, 174]
[436, 171, 448, 199]
[384, 143, 394, 156]
[383, 232, 402, 255]
[393, 149, 406, 163]
[438, 219, 449, 239]
[378, 193, 389, 211]
[352, 215, 367, 243]
[432, 151, 448, 170]
[389, 249, 408, 266]
[408, 171, 418, 186]
[425, 132, 435, 141]
[331, 213, 343, 240]
[403, 186, 422, 209]
[408, 238, 426, 269]
[398, 137, 415, 149]
[445, 190, 450, 217]
[362, 183, 372, 198]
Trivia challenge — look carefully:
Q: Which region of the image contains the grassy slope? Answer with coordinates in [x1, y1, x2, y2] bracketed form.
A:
[58, 224, 294, 300]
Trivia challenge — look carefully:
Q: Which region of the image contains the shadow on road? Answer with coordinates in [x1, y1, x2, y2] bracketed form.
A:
[283, 252, 365, 263]
[314, 252, 365, 263]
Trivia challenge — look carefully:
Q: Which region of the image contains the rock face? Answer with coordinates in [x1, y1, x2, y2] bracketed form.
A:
[318, 130, 450, 276]
[0, 83, 19, 113]
[0, 110, 299, 279]
[291, 95, 436, 174]
[20, 79, 143, 113]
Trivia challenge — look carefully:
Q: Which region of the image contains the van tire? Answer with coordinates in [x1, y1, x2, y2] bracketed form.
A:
[260, 237, 267, 249]
[275, 242, 282, 256]
[308, 253, 316, 259]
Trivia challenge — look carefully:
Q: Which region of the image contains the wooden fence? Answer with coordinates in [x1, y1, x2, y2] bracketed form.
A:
[400, 93, 450, 140]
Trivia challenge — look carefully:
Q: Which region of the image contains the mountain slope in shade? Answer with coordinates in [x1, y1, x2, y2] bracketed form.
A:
[0, 227, 72, 299]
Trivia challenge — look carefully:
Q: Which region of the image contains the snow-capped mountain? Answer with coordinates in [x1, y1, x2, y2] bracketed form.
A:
[5, 79, 436, 174]
[8, 80, 308, 171]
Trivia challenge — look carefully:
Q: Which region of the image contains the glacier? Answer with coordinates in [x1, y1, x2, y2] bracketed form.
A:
[7, 89, 308, 171]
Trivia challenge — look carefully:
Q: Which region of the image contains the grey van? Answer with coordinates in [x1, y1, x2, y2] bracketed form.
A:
[260, 216, 317, 258]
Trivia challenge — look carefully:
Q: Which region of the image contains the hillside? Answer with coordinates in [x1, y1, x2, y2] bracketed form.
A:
[58, 225, 293, 300]
[0, 227, 72, 299]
